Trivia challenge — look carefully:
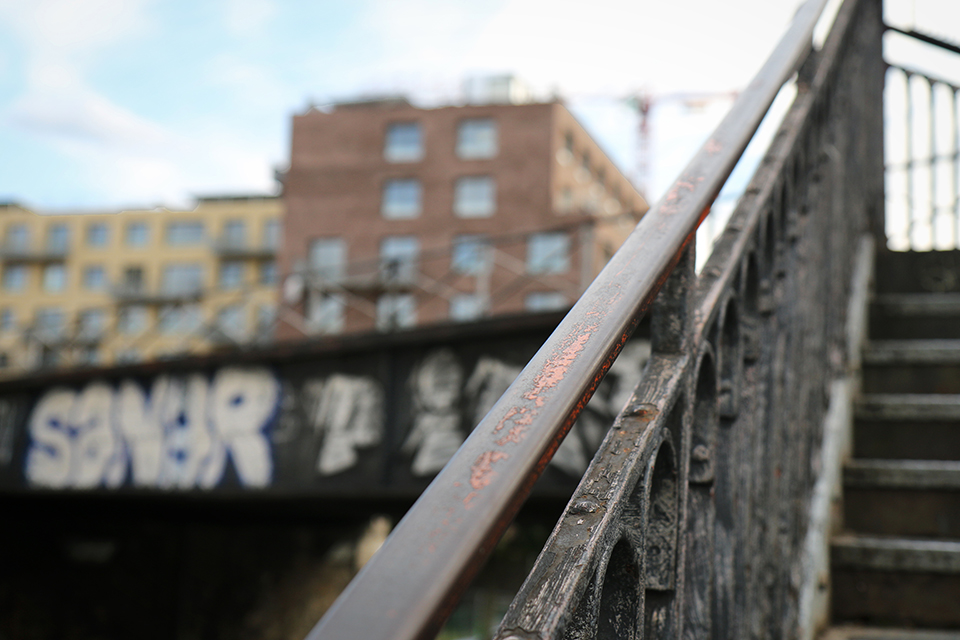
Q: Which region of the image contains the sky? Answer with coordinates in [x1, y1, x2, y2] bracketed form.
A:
[0, 0, 958, 213]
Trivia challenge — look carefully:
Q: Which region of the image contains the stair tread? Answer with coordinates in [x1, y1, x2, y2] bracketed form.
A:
[864, 340, 960, 364]
[874, 293, 960, 316]
[857, 394, 960, 420]
[845, 459, 960, 489]
[832, 534, 960, 573]
[822, 624, 960, 640]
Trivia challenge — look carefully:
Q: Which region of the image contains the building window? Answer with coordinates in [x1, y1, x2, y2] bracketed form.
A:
[5, 224, 29, 249]
[34, 308, 65, 339]
[450, 294, 484, 321]
[2, 265, 26, 292]
[122, 266, 144, 292]
[451, 235, 490, 275]
[77, 309, 106, 339]
[219, 261, 245, 290]
[380, 236, 419, 283]
[217, 305, 246, 340]
[117, 306, 149, 335]
[255, 304, 276, 335]
[382, 179, 422, 219]
[527, 232, 570, 274]
[308, 238, 345, 281]
[581, 152, 591, 174]
[42, 264, 66, 292]
[0, 308, 15, 332]
[457, 119, 498, 159]
[565, 132, 574, 154]
[161, 263, 204, 295]
[166, 221, 205, 246]
[376, 293, 416, 331]
[260, 261, 277, 285]
[116, 348, 142, 364]
[525, 292, 568, 312]
[126, 222, 149, 247]
[384, 122, 423, 162]
[77, 347, 100, 366]
[83, 265, 106, 291]
[158, 304, 202, 335]
[308, 293, 345, 334]
[263, 219, 281, 250]
[222, 220, 245, 248]
[0, 353, 8, 368]
[454, 176, 495, 218]
[46, 225, 69, 253]
[86, 223, 109, 247]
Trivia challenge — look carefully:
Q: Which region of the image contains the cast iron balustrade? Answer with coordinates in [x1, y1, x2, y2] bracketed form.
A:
[310, 0, 888, 637]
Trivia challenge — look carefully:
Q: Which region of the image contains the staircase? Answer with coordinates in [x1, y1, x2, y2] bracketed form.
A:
[830, 251, 960, 637]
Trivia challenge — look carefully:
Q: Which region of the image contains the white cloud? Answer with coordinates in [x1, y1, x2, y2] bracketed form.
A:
[8, 87, 180, 152]
[220, 0, 277, 37]
[0, 0, 155, 75]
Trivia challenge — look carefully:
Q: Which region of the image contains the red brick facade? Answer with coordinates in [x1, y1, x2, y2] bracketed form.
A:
[279, 100, 647, 337]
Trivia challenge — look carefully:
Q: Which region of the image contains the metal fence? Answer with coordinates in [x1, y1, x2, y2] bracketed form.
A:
[310, 0, 887, 638]
[885, 42, 960, 250]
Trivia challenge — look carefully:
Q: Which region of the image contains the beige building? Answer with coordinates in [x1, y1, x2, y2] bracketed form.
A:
[0, 195, 281, 373]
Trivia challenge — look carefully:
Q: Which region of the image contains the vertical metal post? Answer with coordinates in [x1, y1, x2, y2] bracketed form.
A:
[929, 78, 938, 246]
[953, 88, 959, 248]
[906, 72, 915, 245]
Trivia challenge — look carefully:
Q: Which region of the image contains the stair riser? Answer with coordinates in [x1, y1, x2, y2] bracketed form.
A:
[862, 365, 960, 395]
[870, 314, 960, 341]
[873, 250, 960, 296]
[843, 489, 960, 537]
[853, 420, 960, 460]
[833, 569, 960, 628]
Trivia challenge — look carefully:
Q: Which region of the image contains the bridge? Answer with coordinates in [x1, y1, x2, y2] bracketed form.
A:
[3, 0, 960, 638]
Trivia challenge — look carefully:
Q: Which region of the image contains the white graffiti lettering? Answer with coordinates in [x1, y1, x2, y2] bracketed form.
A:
[305, 375, 384, 476]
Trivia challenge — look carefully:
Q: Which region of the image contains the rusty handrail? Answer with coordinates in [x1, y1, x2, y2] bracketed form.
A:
[309, 2, 830, 638]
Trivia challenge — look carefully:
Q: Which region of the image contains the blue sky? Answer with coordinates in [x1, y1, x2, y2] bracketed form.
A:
[0, 0, 957, 212]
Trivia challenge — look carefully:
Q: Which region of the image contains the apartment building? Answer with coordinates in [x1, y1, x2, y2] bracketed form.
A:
[280, 95, 648, 338]
[0, 196, 281, 372]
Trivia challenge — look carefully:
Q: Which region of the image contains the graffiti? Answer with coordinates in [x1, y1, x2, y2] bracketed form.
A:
[0, 398, 22, 466]
[305, 374, 384, 476]
[24, 367, 280, 489]
[9, 333, 652, 492]
[400, 341, 651, 478]
[403, 349, 466, 476]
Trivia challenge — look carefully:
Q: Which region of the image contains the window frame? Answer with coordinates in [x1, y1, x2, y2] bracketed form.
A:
[453, 176, 496, 218]
[456, 118, 498, 160]
[86, 223, 109, 248]
[384, 122, 424, 163]
[165, 221, 206, 246]
[526, 231, 571, 275]
[381, 178, 422, 219]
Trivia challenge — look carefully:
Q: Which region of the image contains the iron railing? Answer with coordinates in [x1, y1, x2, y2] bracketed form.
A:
[311, 0, 886, 638]
[884, 28, 960, 251]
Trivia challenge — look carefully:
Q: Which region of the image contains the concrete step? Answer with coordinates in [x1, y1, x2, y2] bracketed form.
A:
[843, 459, 960, 544]
[871, 293, 960, 340]
[855, 395, 960, 460]
[844, 459, 960, 490]
[863, 340, 960, 365]
[831, 535, 960, 627]
[832, 534, 960, 573]
[857, 394, 960, 421]
[862, 342, 960, 395]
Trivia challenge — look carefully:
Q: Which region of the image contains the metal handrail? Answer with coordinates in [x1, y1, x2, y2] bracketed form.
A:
[310, 1, 830, 638]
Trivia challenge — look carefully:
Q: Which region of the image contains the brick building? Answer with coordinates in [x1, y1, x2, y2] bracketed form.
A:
[279, 96, 647, 338]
